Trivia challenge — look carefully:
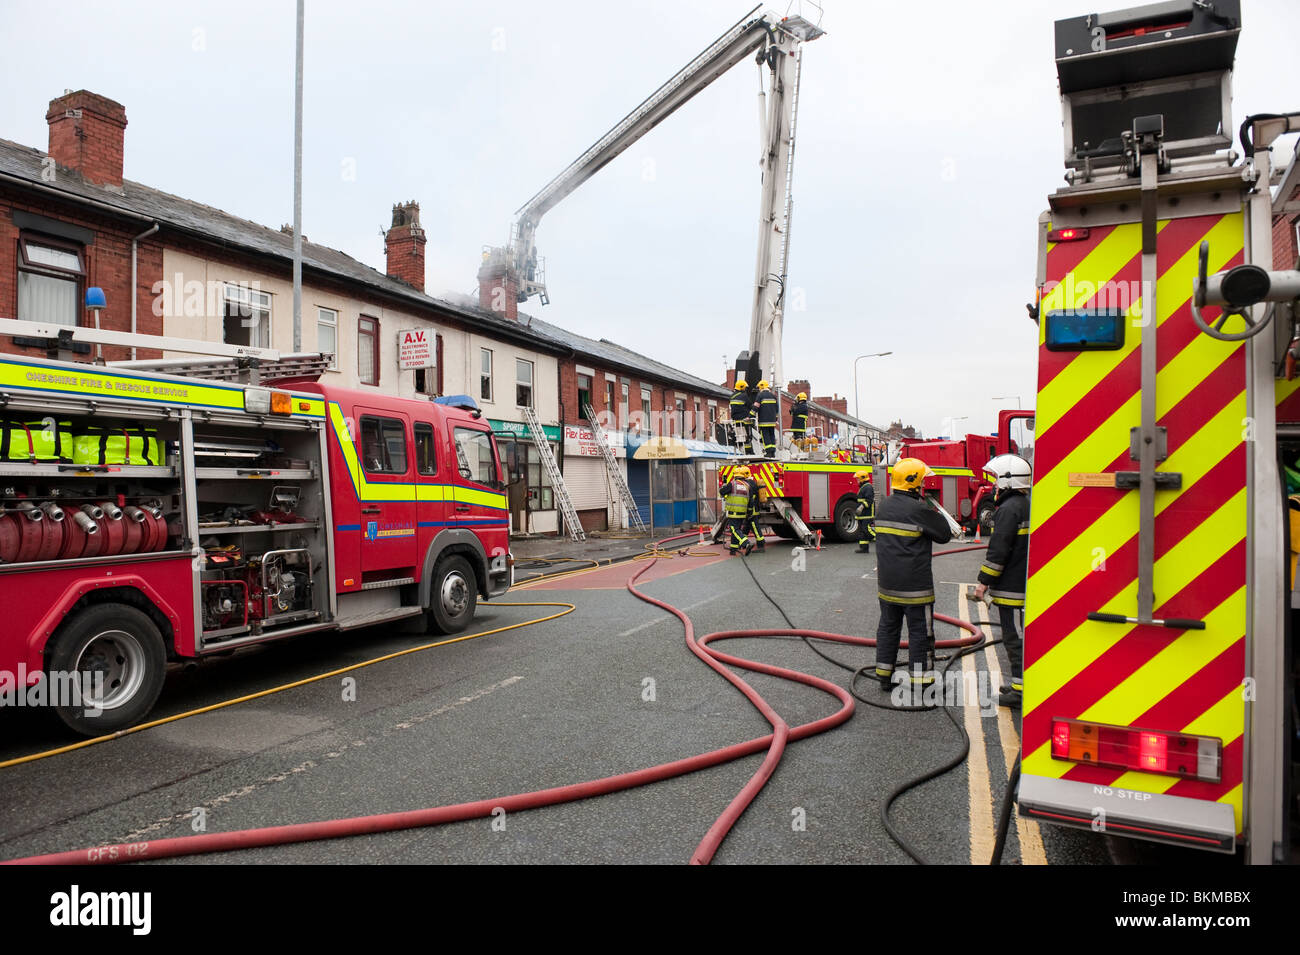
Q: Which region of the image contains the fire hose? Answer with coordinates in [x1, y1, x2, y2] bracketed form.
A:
[3, 534, 985, 866]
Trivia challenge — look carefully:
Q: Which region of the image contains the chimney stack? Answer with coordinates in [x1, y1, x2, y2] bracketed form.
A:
[46, 90, 127, 189]
[477, 247, 519, 321]
[384, 201, 427, 292]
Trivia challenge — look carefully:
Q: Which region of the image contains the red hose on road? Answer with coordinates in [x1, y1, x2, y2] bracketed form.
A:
[3, 546, 982, 866]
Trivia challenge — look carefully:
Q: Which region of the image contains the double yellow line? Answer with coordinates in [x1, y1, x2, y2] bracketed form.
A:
[0, 601, 574, 771]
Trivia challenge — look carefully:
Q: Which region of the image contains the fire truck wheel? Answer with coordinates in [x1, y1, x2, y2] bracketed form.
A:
[428, 555, 478, 635]
[831, 498, 860, 542]
[977, 501, 997, 536]
[46, 604, 167, 736]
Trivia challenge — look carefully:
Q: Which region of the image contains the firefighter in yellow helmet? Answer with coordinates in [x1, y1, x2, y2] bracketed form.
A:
[729, 380, 755, 455]
[755, 380, 779, 458]
[789, 392, 810, 446]
[872, 457, 951, 689]
[722, 465, 757, 554]
[853, 469, 876, 554]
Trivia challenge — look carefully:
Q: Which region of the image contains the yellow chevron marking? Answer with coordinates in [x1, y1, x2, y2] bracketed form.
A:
[1028, 394, 1246, 617]
[1024, 483, 1247, 712]
[1037, 214, 1242, 441]
[1081, 589, 1244, 726]
[1277, 377, 1300, 408]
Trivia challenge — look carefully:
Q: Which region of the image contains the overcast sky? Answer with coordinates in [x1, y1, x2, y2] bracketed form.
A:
[3, 0, 1297, 438]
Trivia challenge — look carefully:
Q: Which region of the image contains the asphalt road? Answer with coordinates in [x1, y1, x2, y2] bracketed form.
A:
[0, 538, 1120, 865]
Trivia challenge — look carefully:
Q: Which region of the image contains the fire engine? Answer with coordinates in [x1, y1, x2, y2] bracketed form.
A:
[1017, 0, 1298, 862]
[0, 325, 513, 735]
[899, 408, 1035, 533]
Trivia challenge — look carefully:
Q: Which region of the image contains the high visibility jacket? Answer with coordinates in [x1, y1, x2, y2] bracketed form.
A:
[723, 479, 753, 519]
[874, 490, 952, 604]
[729, 393, 753, 422]
[790, 400, 809, 434]
[756, 389, 778, 425]
[977, 491, 1030, 607]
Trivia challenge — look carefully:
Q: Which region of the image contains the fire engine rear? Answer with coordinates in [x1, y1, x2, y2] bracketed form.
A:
[1018, 0, 1299, 862]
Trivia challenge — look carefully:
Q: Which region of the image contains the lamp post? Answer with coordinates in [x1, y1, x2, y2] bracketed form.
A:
[993, 394, 1022, 409]
[853, 351, 893, 421]
[944, 415, 968, 437]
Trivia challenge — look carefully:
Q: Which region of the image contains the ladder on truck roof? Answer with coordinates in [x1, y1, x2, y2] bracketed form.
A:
[583, 403, 647, 532]
[522, 405, 585, 542]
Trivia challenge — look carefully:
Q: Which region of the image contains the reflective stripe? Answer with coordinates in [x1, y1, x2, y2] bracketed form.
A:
[880, 590, 935, 605]
[980, 563, 1004, 577]
[876, 526, 921, 538]
[875, 520, 921, 532]
[991, 594, 1026, 607]
[875, 666, 894, 677]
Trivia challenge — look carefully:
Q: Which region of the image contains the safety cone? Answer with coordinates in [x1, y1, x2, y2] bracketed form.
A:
[974, 521, 982, 544]
[698, 525, 706, 546]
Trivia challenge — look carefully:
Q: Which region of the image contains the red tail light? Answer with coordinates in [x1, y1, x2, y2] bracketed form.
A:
[1047, 227, 1091, 242]
[1050, 718, 1221, 782]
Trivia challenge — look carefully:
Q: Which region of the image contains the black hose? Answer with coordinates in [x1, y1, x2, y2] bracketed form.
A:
[991, 754, 1021, 866]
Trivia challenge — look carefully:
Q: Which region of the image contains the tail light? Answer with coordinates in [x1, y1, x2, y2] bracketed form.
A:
[1051, 718, 1221, 782]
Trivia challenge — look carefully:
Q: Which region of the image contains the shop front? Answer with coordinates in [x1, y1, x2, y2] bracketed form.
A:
[625, 435, 732, 533]
[490, 418, 562, 536]
[561, 423, 627, 532]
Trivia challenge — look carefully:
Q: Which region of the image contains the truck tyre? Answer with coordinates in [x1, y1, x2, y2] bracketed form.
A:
[428, 555, 478, 635]
[832, 497, 860, 542]
[45, 603, 167, 736]
[977, 500, 997, 536]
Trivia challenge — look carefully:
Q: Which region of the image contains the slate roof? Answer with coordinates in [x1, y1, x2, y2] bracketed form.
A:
[0, 137, 567, 355]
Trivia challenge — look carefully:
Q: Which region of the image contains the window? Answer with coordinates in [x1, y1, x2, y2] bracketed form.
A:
[516, 358, 534, 408]
[454, 428, 499, 486]
[641, 387, 652, 435]
[223, 283, 272, 348]
[620, 382, 630, 430]
[694, 401, 702, 438]
[501, 438, 555, 511]
[414, 422, 437, 475]
[17, 236, 83, 327]
[675, 398, 686, 437]
[577, 374, 593, 420]
[480, 348, 493, 402]
[359, 416, 407, 474]
[605, 380, 616, 414]
[358, 316, 379, 386]
[317, 307, 338, 369]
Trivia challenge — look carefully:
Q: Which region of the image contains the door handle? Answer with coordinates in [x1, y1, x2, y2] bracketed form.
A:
[361, 507, 381, 514]
[455, 504, 471, 513]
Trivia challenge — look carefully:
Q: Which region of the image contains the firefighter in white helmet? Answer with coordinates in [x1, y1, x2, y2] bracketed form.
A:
[974, 453, 1032, 709]
[872, 457, 951, 689]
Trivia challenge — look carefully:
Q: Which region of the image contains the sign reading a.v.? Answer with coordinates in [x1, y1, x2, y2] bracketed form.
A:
[398, 328, 434, 369]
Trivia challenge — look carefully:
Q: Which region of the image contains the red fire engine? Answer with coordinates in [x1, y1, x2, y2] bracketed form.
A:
[899, 409, 1035, 532]
[0, 337, 512, 735]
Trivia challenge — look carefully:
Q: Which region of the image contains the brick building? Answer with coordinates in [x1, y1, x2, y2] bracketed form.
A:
[1, 89, 569, 535]
[1274, 152, 1299, 271]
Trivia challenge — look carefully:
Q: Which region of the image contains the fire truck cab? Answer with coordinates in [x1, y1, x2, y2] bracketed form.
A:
[0, 350, 512, 735]
[1018, 0, 1299, 862]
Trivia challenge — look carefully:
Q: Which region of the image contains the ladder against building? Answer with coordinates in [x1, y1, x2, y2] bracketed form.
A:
[583, 403, 647, 532]
[522, 405, 585, 542]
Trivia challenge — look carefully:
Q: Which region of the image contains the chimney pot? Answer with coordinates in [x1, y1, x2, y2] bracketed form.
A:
[46, 90, 127, 188]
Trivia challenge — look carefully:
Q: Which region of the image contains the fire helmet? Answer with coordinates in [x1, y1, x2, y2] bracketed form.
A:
[734, 465, 752, 478]
[757, 380, 770, 390]
[797, 392, 807, 401]
[891, 457, 933, 492]
[854, 469, 871, 484]
[734, 380, 748, 390]
[983, 454, 1032, 492]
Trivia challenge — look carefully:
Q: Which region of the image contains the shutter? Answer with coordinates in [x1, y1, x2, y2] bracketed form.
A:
[562, 456, 610, 509]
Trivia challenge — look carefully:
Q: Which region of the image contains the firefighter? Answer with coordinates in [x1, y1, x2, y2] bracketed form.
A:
[744, 466, 765, 552]
[756, 379, 779, 458]
[729, 380, 754, 454]
[872, 457, 952, 689]
[853, 469, 876, 553]
[789, 392, 809, 448]
[974, 454, 1031, 709]
[722, 465, 755, 555]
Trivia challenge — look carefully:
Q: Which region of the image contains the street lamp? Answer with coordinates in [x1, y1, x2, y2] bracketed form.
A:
[853, 351, 893, 421]
[992, 394, 1022, 408]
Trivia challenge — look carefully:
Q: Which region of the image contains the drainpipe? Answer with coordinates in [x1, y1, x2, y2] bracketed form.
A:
[130, 222, 160, 359]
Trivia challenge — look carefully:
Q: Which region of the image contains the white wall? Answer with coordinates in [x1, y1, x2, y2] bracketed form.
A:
[156, 250, 557, 417]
